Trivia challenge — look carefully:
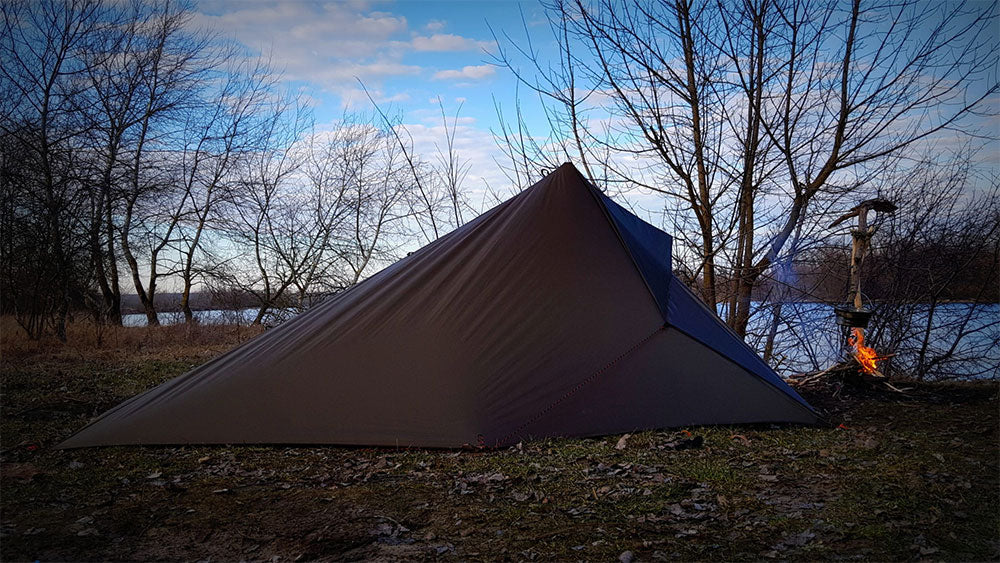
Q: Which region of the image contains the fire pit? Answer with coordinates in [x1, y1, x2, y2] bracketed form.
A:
[834, 305, 872, 328]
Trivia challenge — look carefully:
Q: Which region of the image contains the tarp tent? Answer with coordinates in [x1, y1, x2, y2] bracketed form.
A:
[60, 163, 818, 449]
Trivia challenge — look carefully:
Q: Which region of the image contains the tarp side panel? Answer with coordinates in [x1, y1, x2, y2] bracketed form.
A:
[59, 181, 527, 449]
[504, 328, 819, 445]
[59, 179, 536, 449]
[590, 188, 673, 320]
[666, 277, 815, 411]
[60, 162, 665, 448]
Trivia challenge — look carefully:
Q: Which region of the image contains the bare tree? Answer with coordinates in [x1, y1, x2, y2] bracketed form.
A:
[864, 161, 1000, 380]
[220, 94, 308, 325]
[494, 0, 998, 339]
[172, 54, 278, 323]
[76, 4, 130, 326]
[331, 119, 414, 286]
[215, 104, 441, 325]
[115, 2, 213, 326]
[73, 1, 168, 327]
[434, 98, 472, 228]
[363, 84, 461, 244]
[4, 0, 459, 337]
[0, 0, 105, 340]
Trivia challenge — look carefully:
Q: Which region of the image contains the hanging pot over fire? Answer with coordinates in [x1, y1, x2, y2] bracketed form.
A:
[830, 198, 897, 375]
[834, 305, 872, 328]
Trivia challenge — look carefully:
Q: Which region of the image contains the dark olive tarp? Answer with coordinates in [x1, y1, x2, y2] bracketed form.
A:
[59, 163, 818, 449]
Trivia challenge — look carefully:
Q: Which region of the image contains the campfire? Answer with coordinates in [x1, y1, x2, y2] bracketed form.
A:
[787, 325, 904, 396]
[848, 327, 880, 376]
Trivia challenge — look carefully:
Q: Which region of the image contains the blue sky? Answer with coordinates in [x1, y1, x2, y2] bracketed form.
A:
[193, 0, 552, 197]
[192, 0, 998, 208]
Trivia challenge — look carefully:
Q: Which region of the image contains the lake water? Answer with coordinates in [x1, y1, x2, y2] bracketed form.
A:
[124, 303, 999, 380]
[123, 308, 264, 327]
[740, 302, 998, 380]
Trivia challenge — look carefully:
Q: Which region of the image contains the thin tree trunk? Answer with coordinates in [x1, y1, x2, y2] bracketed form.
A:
[762, 301, 782, 364]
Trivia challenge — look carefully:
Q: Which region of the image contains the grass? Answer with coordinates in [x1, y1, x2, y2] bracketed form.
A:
[1, 320, 997, 561]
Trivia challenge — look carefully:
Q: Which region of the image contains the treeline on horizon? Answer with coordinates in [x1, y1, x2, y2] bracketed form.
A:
[26, 238, 994, 318]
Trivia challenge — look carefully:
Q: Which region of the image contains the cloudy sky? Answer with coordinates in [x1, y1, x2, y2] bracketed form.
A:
[191, 0, 998, 210]
[193, 0, 551, 202]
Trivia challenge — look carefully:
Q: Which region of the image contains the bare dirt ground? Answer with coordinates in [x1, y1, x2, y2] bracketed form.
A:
[1, 322, 997, 561]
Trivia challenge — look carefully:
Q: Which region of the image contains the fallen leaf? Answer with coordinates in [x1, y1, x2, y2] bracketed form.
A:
[615, 434, 631, 450]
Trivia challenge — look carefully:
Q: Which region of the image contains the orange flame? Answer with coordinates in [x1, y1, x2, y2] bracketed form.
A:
[849, 327, 879, 375]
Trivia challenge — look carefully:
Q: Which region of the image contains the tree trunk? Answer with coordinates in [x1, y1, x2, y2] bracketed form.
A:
[181, 279, 195, 323]
[120, 196, 159, 327]
[700, 229, 717, 308]
[252, 305, 268, 325]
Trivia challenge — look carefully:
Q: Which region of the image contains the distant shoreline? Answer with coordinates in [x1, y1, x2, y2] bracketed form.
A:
[113, 297, 1000, 315]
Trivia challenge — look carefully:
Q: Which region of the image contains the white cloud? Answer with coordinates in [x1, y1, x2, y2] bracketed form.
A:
[432, 65, 495, 81]
[192, 1, 418, 96]
[384, 92, 411, 103]
[455, 97, 467, 104]
[425, 19, 446, 32]
[410, 33, 490, 52]
[338, 87, 412, 109]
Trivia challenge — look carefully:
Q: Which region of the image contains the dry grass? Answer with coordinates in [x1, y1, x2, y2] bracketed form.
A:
[0, 316, 264, 363]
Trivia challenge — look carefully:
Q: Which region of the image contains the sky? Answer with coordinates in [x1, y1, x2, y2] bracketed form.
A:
[190, 0, 998, 215]
[108, 0, 996, 298]
[193, 0, 551, 204]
